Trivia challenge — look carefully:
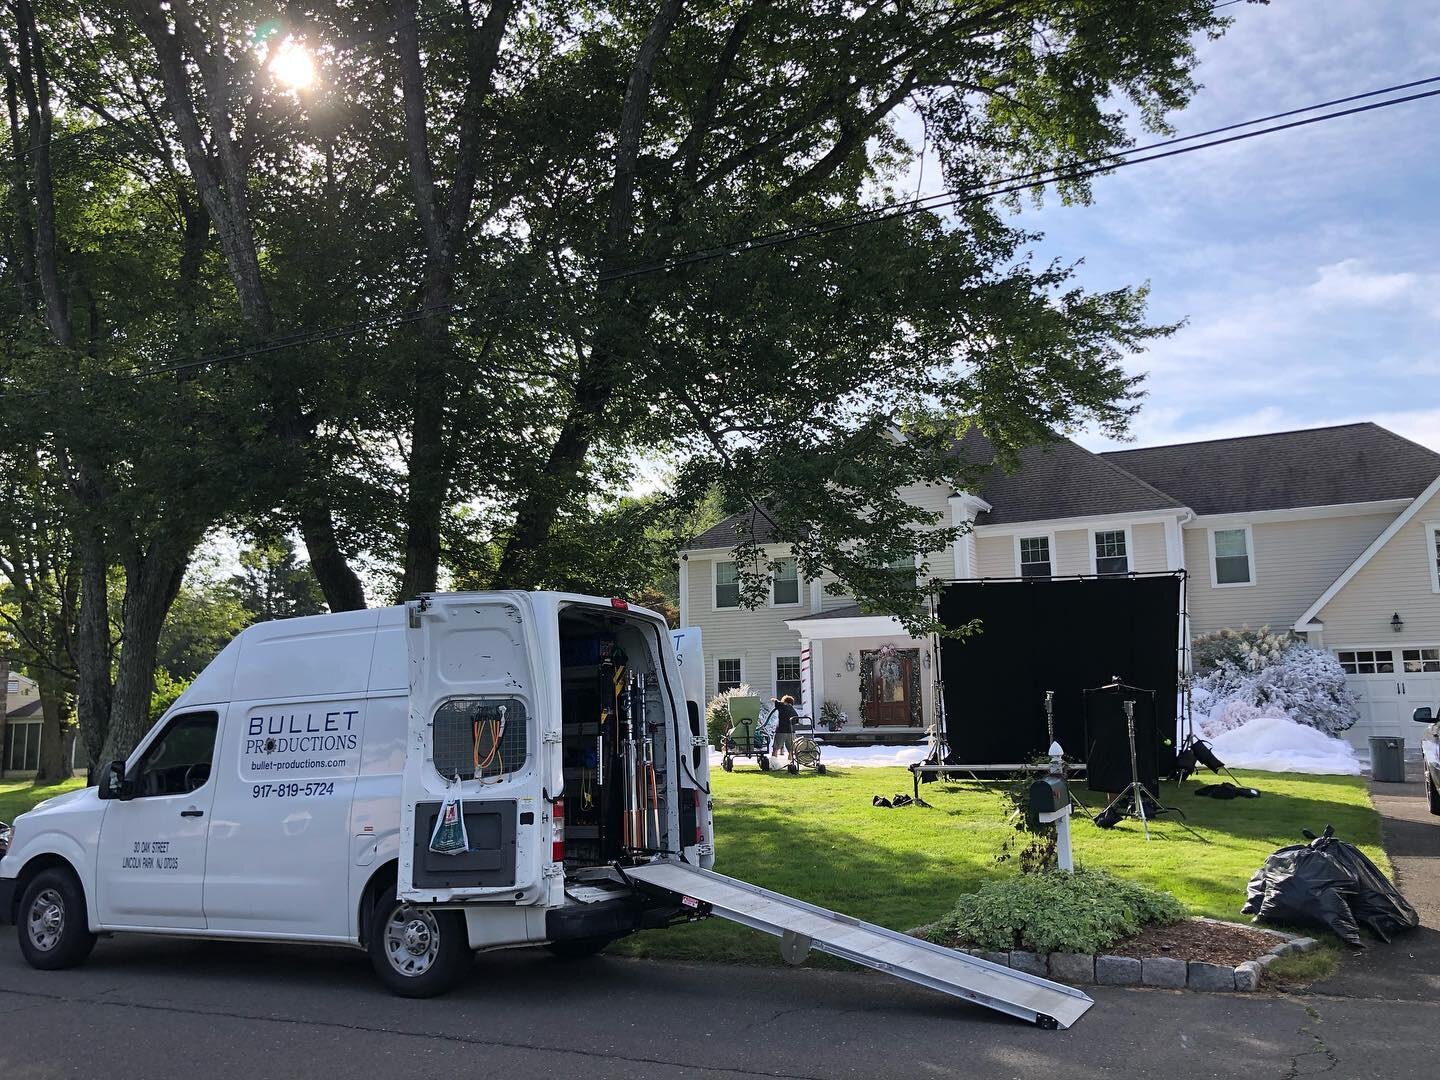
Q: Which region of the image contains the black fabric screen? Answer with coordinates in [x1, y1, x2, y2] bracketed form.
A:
[936, 575, 1181, 770]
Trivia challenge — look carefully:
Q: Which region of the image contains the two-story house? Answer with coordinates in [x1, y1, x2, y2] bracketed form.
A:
[677, 422, 1440, 749]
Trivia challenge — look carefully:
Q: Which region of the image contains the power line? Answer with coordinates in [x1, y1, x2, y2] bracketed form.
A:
[598, 77, 1440, 283]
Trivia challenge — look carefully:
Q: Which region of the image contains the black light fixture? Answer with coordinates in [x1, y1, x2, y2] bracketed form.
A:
[1391, 612, 1404, 634]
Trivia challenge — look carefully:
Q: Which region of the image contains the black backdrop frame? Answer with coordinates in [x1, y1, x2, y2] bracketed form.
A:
[933, 572, 1187, 772]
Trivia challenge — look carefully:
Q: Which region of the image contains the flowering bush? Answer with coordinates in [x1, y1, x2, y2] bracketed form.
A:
[1192, 624, 1295, 676]
[1194, 635, 1358, 737]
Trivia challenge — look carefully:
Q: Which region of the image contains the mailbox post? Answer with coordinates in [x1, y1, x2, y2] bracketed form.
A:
[1027, 742, 1074, 873]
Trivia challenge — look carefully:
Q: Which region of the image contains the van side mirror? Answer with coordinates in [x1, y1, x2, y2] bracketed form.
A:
[97, 760, 132, 801]
[1413, 706, 1434, 724]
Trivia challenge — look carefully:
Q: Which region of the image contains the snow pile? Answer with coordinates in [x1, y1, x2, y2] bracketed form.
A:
[804, 743, 926, 769]
[1196, 641, 1359, 738]
[1205, 714, 1362, 775]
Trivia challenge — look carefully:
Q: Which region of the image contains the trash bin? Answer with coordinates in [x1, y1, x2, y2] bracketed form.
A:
[1369, 736, 1406, 782]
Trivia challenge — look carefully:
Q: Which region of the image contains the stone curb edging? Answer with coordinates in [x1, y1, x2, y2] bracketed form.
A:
[907, 921, 1321, 993]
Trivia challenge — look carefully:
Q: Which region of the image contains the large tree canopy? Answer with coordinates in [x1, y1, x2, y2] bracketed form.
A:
[1, 0, 1236, 757]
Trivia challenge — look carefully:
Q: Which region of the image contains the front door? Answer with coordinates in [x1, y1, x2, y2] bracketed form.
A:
[96, 710, 221, 928]
[863, 650, 918, 727]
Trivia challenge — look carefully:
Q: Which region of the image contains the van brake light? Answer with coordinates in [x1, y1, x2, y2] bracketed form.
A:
[551, 797, 565, 863]
[610, 597, 628, 610]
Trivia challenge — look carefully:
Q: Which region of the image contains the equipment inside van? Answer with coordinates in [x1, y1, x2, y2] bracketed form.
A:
[0, 591, 1091, 1028]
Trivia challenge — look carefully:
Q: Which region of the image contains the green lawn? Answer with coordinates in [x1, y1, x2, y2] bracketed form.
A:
[616, 765, 1387, 964]
[0, 777, 85, 824]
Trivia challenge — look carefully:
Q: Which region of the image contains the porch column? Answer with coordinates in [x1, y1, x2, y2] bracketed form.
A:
[803, 638, 826, 719]
[948, 492, 991, 579]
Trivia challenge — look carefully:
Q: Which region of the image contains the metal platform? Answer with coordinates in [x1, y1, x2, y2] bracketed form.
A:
[624, 861, 1093, 1029]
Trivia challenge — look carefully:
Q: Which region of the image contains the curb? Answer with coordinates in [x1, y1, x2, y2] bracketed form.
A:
[909, 921, 1322, 993]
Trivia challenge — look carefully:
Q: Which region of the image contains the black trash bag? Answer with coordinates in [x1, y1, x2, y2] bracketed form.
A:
[1242, 840, 1363, 946]
[1306, 825, 1419, 942]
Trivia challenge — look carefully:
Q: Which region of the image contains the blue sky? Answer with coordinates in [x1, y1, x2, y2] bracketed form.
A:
[981, 0, 1440, 454]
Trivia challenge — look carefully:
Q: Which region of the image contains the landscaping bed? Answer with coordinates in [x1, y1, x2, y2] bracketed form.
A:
[1110, 917, 1288, 966]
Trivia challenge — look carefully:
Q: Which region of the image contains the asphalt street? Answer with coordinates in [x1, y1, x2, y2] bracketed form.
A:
[0, 921, 1434, 1080]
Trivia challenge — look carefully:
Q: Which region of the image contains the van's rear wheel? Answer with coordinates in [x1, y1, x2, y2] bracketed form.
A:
[17, 868, 95, 971]
[368, 895, 472, 997]
[1427, 774, 1440, 816]
[544, 936, 615, 959]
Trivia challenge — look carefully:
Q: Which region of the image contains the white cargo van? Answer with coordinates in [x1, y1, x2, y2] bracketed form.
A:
[1, 590, 1093, 1026]
[1, 592, 714, 996]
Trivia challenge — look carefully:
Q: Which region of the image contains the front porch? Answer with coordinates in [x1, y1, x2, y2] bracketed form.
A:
[786, 606, 939, 744]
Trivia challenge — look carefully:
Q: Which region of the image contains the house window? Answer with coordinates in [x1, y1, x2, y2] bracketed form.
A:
[1337, 650, 1395, 675]
[775, 656, 802, 701]
[717, 658, 743, 694]
[1429, 524, 1440, 592]
[1019, 536, 1051, 578]
[3, 721, 41, 772]
[714, 561, 740, 608]
[1211, 528, 1253, 585]
[771, 558, 800, 606]
[1403, 648, 1440, 673]
[1094, 530, 1129, 575]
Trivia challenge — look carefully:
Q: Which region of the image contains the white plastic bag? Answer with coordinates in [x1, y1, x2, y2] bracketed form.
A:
[429, 777, 469, 856]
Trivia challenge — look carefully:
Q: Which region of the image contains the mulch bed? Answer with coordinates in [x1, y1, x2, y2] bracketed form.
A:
[1109, 918, 1283, 966]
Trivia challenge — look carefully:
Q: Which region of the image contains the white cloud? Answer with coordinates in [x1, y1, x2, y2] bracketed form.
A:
[1307, 259, 1431, 309]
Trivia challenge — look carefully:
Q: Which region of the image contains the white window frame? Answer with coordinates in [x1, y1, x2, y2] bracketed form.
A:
[1207, 525, 1256, 588]
[715, 656, 745, 694]
[1015, 533, 1055, 578]
[1089, 526, 1133, 576]
[1426, 522, 1440, 594]
[713, 560, 741, 610]
[768, 556, 803, 608]
[773, 653, 803, 701]
[1401, 646, 1440, 674]
[1337, 649, 1396, 675]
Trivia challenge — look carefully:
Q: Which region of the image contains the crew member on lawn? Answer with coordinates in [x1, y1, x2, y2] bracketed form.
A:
[771, 695, 798, 763]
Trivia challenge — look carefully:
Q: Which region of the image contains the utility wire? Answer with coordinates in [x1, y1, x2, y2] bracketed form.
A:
[599, 76, 1440, 283]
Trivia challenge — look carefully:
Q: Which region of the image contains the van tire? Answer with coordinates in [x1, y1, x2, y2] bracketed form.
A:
[17, 868, 96, 971]
[1427, 774, 1440, 816]
[367, 893, 472, 997]
[544, 936, 614, 959]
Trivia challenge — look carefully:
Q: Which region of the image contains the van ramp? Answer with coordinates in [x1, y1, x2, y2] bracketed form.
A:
[625, 861, 1092, 1029]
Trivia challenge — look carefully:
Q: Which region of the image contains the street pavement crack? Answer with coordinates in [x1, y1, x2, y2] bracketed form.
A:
[1281, 1005, 1338, 1079]
[0, 983, 827, 1079]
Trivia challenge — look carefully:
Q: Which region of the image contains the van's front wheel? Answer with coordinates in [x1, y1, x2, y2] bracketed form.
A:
[17, 868, 96, 971]
[368, 896, 472, 997]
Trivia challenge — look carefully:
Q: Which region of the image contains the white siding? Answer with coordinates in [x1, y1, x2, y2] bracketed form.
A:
[1314, 487, 1440, 644]
[974, 535, 1013, 577]
[1185, 511, 1395, 635]
[1132, 523, 1168, 572]
[685, 549, 809, 701]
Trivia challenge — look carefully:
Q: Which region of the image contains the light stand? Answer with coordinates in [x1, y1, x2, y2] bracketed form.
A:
[1098, 700, 1205, 842]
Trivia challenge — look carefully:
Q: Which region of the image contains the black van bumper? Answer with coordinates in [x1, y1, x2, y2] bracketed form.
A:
[545, 892, 684, 943]
[0, 876, 17, 926]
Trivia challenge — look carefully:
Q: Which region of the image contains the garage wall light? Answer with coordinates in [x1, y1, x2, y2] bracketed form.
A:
[1391, 612, 1404, 633]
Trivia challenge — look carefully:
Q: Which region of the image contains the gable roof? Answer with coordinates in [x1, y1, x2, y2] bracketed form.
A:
[690, 506, 785, 551]
[1292, 470, 1440, 631]
[1101, 422, 1440, 515]
[953, 430, 1182, 525]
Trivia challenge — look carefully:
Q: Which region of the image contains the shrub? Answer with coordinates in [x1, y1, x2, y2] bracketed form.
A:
[1195, 643, 1358, 737]
[818, 701, 848, 731]
[705, 684, 753, 748]
[926, 867, 1185, 954]
[1192, 624, 1294, 676]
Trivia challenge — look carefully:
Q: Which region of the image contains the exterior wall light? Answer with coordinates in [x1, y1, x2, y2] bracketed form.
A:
[844, 652, 856, 672]
[1391, 612, 1404, 633]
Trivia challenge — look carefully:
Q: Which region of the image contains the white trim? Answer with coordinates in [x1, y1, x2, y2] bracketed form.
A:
[767, 556, 803, 608]
[1088, 525, 1133, 576]
[677, 555, 690, 628]
[1294, 472, 1440, 631]
[809, 577, 823, 614]
[1187, 498, 1412, 530]
[784, 614, 906, 639]
[714, 655, 746, 693]
[1426, 521, 1440, 595]
[948, 492, 989, 578]
[1014, 531, 1056, 578]
[974, 509, 1185, 538]
[1207, 524, 1256, 589]
[712, 558, 740, 611]
[1163, 511, 1190, 571]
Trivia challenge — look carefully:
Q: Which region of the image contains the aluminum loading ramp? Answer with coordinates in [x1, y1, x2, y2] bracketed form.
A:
[625, 861, 1093, 1029]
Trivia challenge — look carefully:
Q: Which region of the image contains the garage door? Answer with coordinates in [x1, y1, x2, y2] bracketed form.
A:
[1337, 646, 1440, 748]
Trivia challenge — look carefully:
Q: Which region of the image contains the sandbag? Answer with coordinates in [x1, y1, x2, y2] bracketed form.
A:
[1307, 825, 1418, 942]
[1242, 841, 1363, 946]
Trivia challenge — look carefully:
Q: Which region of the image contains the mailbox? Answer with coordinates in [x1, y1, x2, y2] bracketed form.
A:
[1028, 775, 1069, 816]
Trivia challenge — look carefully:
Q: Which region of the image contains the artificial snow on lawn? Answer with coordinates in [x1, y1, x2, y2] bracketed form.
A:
[1205, 714, 1362, 775]
[801, 744, 927, 769]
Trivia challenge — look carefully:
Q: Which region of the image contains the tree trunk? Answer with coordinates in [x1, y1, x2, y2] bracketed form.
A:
[99, 546, 190, 761]
[297, 502, 367, 611]
[33, 669, 69, 782]
[72, 513, 112, 769]
[0, 653, 9, 779]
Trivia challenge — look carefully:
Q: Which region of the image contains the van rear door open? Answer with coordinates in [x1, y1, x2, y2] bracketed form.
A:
[400, 595, 546, 903]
